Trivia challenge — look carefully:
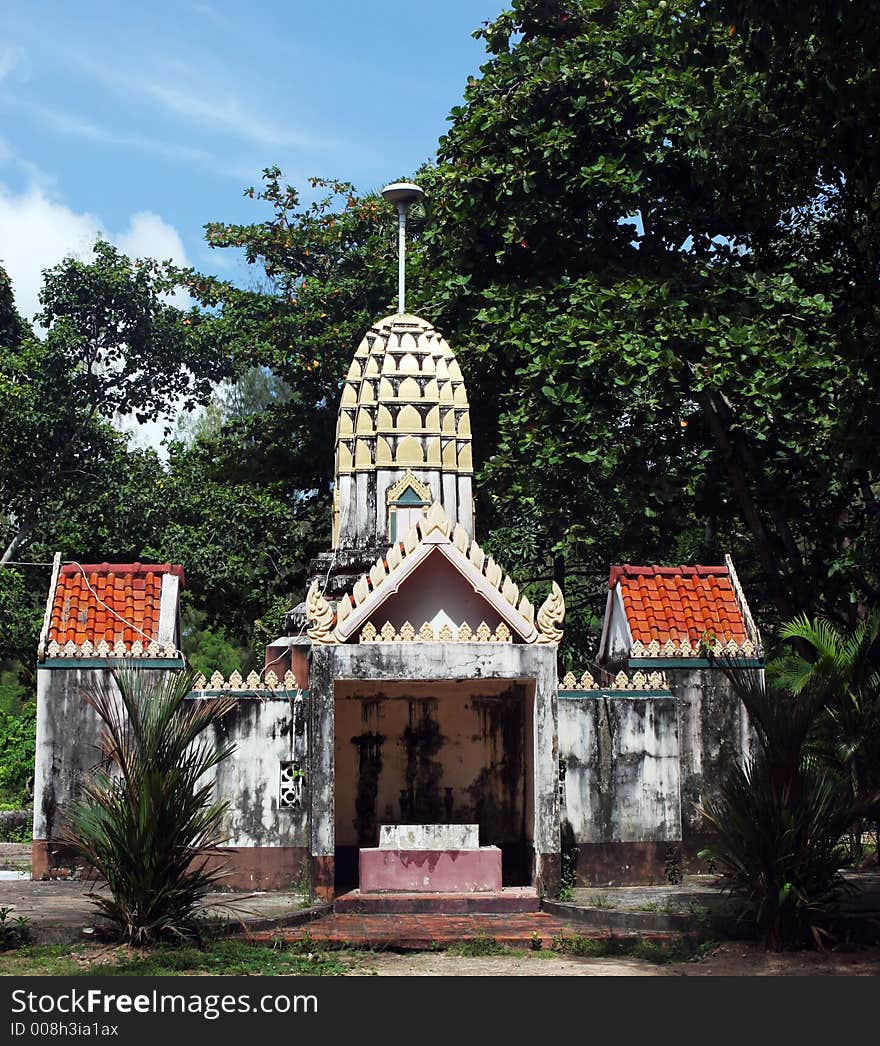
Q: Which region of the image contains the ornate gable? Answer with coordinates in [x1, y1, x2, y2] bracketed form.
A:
[306, 501, 564, 646]
[385, 469, 433, 504]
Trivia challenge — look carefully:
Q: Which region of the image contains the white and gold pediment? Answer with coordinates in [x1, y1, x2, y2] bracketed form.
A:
[306, 501, 565, 647]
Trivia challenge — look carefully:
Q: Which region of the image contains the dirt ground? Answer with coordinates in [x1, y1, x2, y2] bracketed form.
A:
[344, 941, 880, 976]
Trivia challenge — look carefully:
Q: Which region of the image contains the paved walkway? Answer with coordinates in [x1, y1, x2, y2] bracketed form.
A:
[569, 872, 880, 913]
[0, 877, 321, 943]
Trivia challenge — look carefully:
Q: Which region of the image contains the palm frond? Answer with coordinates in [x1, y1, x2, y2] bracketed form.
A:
[63, 667, 237, 946]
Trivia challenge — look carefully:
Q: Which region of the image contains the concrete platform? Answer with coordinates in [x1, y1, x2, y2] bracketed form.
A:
[3, 861, 877, 947]
[335, 886, 539, 914]
[359, 846, 502, 893]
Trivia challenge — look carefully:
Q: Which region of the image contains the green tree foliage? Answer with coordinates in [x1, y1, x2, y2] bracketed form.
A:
[709, 0, 880, 612]
[64, 669, 236, 945]
[174, 366, 291, 447]
[0, 241, 221, 568]
[146, 432, 324, 644]
[0, 701, 35, 806]
[0, 264, 26, 351]
[419, 0, 877, 630]
[3, 2, 878, 678]
[176, 1, 877, 649]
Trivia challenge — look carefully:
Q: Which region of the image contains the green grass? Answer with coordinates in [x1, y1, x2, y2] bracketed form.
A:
[0, 945, 92, 976]
[0, 933, 718, 975]
[0, 940, 350, 976]
[551, 932, 716, 965]
[449, 933, 510, 957]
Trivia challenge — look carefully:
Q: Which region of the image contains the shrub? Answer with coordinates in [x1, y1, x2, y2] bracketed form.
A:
[699, 667, 861, 950]
[0, 703, 36, 806]
[0, 906, 32, 950]
[64, 668, 236, 946]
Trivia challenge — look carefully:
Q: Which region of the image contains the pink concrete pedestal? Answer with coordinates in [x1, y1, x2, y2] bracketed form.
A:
[359, 847, 502, 893]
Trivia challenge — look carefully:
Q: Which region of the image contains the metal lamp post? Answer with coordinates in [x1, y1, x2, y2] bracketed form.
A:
[381, 181, 424, 315]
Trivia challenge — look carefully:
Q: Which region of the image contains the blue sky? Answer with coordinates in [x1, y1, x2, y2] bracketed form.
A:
[0, 0, 501, 318]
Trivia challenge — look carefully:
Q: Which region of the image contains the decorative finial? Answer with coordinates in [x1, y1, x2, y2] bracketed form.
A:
[381, 181, 424, 314]
[536, 581, 565, 644]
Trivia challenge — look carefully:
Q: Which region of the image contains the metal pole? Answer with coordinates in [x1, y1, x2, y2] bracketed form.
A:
[381, 183, 423, 316]
[397, 202, 406, 314]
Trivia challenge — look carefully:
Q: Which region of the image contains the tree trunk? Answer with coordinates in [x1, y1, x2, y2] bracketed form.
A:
[1, 517, 36, 568]
[697, 388, 797, 618]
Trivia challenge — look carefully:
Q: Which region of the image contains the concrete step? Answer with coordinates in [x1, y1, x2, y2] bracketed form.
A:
[334, 886, 540, 915]
[250, 910, 577, 950]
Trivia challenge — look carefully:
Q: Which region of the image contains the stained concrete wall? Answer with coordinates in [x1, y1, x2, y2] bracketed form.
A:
[209, 695, 308, 849]
[665, 665, 753, 851]
[33, 666, 308, 888]
[33, 666, 168, 844]
[558, 694, 681, 884]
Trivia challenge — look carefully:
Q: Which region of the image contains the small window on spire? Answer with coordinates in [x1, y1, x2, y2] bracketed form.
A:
[385, 471, 433, 543]
[389, 488, 429, 542]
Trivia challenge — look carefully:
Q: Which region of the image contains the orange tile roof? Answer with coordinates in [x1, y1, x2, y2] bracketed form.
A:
[47, 563, 184, 648]
[609, 564, 747, 646]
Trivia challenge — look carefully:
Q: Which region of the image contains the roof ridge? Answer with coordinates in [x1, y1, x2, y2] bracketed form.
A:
[59, 562, 185, 584]
[609, 563, 729, 586]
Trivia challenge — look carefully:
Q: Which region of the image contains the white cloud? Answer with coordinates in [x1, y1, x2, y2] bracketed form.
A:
[0, 184, 189, 320]
[0, 183, 100, 321]
[0, 183, 193, 455]
[115, 209, 188, 266]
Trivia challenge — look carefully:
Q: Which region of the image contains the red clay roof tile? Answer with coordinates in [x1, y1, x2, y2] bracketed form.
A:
[610, 564, 748, 646]
[47, 563, 184, 649]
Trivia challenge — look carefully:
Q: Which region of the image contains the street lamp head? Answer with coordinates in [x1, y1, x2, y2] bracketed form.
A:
[381, 182, 424, 208]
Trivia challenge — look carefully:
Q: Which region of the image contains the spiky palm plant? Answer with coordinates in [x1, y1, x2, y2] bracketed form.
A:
[777, 611, 880, 862]
[699, 667, 858, 950]
[64, 668, 236, 945]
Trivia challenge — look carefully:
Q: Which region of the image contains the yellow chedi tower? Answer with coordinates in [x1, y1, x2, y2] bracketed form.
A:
[332, 313, 474, 550]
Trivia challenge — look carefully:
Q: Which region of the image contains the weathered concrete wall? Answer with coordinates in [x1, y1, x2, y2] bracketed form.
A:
[558, 694, 681, 884]
[209, 695, 308, 849]
[33, 666, 308, 889]
[33, 667, 170, 844]
[666, 666, 750, 851]
[309, 642, 558, 895]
